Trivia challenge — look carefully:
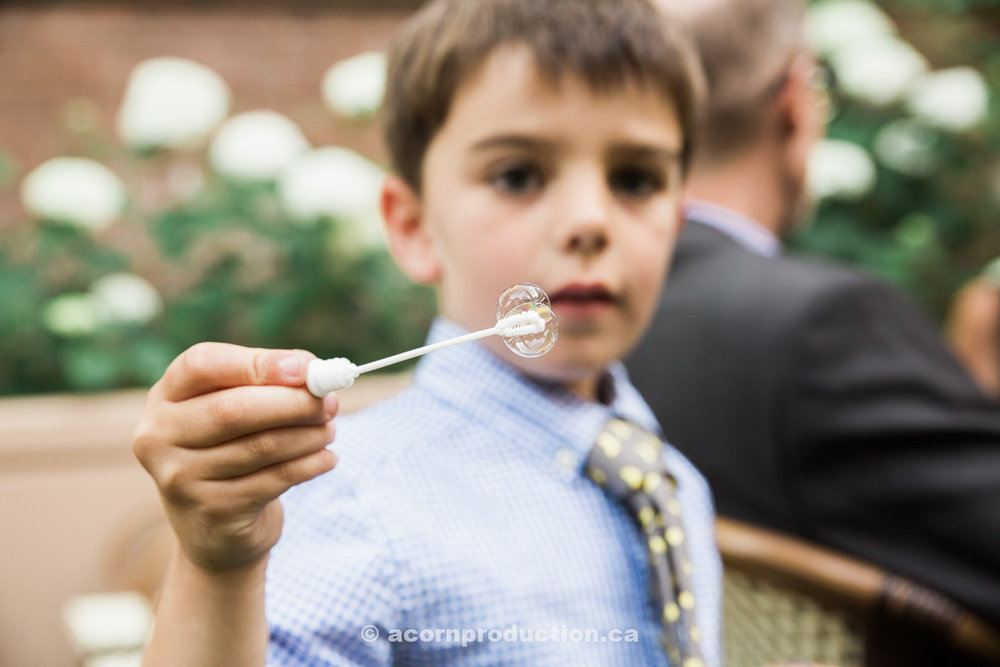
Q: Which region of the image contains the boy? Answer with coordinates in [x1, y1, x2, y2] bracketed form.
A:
[133, 0, 719, 664]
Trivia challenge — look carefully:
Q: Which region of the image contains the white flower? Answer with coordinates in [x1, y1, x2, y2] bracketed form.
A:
[20, 157, 127, 231]
[117, 57, 231, 151]
[91, 273, 163, 326]
[873, 119, 937, 177]
[208, 110, 310, 183]
[321, 52, 387, 118]
[807, 138, 877, 201]
[806, 0, 896, 57]
[62, 591, 152, 658]
[42, 293, 101, 337]
[905, 67, 990, 133]
[829, 36, 928, 106]
[277, 147, 386, 251]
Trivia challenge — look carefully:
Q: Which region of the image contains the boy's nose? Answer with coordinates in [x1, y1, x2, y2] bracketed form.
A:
[567, 224, 609, 256]
[560, 171, 612, 258]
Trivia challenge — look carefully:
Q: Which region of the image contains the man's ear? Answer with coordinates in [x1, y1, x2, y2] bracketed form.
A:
[776, 54, 813, 135]
[776, 53, 827, 178]
[380, 173, 441, 285]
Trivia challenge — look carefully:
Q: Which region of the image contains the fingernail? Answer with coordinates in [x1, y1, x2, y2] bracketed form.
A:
[323, 394, 339, 419]
[278, 354, 302, 379]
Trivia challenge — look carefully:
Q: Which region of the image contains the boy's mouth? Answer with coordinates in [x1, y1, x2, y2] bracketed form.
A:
[548, 283, 617, 317]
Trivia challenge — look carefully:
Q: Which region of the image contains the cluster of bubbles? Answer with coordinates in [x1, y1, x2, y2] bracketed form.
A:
[496, 283, 558, 358]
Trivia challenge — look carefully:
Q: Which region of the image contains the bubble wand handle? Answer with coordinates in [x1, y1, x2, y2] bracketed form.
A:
[355, 328, 497, 375]
[306, 310, 544, 397]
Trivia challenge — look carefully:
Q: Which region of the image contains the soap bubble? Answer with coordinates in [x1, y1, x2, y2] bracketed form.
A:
[497, 283, 558, 358]
[497, 282, 550, 318]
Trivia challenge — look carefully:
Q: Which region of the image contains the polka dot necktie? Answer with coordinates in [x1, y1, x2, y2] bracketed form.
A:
[585, 418, 705, 667]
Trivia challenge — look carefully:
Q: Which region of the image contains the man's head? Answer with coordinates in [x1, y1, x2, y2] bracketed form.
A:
[653, 0, 826, 233]
[378, 0, 704, 398]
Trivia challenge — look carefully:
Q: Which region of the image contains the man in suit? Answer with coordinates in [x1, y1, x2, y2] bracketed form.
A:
[629, 0, 1000, 629]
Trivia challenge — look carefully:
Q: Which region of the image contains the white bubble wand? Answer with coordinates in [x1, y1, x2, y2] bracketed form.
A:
[306, 283, 559, 397]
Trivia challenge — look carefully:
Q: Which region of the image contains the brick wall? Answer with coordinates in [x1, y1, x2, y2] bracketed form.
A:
[0, 2, 421, 226]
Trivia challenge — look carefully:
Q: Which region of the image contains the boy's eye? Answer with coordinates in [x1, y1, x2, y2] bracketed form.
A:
[491, 164, 544, 194]
[609, 166, 666, 198]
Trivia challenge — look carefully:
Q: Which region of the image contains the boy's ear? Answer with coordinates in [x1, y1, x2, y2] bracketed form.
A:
[380, 173, 441, 285]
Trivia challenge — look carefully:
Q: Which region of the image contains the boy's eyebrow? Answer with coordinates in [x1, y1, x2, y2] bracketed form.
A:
[470, 134, 683, 164]
[470, 134, 559, 154]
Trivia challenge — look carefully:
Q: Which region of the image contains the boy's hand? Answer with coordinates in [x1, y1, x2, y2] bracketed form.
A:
[133, 343, 338, 573]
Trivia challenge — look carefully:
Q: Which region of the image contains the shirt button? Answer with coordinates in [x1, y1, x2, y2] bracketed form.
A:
[555, 448, 578, 475]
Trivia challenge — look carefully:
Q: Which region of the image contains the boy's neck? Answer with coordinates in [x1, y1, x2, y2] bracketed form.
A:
[563, 371, 616, 405]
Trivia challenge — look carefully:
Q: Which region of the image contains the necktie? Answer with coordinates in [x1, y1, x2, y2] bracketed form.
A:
[585, 418, 705, 667]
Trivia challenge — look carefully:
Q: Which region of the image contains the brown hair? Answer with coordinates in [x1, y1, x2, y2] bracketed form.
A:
[382, 0, 705, 191]
[655, 0, 806, 164]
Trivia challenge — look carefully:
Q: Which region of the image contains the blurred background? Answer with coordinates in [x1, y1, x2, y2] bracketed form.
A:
[0, 0, 435, 397]
[0, 0, 997, 398]
[0, 0, 996, 665]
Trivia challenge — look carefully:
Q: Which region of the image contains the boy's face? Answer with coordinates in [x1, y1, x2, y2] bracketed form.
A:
[383, 45, 685, 399]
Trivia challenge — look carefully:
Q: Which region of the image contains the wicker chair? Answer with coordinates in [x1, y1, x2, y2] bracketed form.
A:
[717, 516, 1000, 667]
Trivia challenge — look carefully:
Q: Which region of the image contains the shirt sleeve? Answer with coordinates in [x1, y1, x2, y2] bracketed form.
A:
[265, 476, 404, 666]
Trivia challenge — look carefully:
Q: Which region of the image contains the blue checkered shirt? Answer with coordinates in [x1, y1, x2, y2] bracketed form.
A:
[266, 319, 722, 666]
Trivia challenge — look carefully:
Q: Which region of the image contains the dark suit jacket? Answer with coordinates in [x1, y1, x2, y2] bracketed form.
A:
[626, 219, 1000, 627]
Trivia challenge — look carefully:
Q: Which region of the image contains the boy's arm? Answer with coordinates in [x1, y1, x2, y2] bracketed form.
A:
[133, 343, 338, 667]
[142, 551, 269, 667]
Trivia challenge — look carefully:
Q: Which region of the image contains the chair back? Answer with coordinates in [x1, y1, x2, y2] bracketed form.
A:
[717, 516, 1000, 667]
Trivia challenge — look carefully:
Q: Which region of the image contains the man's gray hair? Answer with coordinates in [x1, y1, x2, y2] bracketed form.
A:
[655, 0, 806, 163]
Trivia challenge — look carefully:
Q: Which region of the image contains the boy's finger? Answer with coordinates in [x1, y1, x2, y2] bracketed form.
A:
[158, 342, 315, 402]
[206, 446, 338, 507]
[161, 384, 334, 449]
[198, 422, 336, 480]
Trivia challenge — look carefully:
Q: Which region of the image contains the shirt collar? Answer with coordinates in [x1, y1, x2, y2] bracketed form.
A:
[684, 198, 782, 258]
[412, 318, 663, 469]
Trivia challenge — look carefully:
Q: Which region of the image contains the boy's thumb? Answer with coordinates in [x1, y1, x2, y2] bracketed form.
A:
[273, 350, 313, 385]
